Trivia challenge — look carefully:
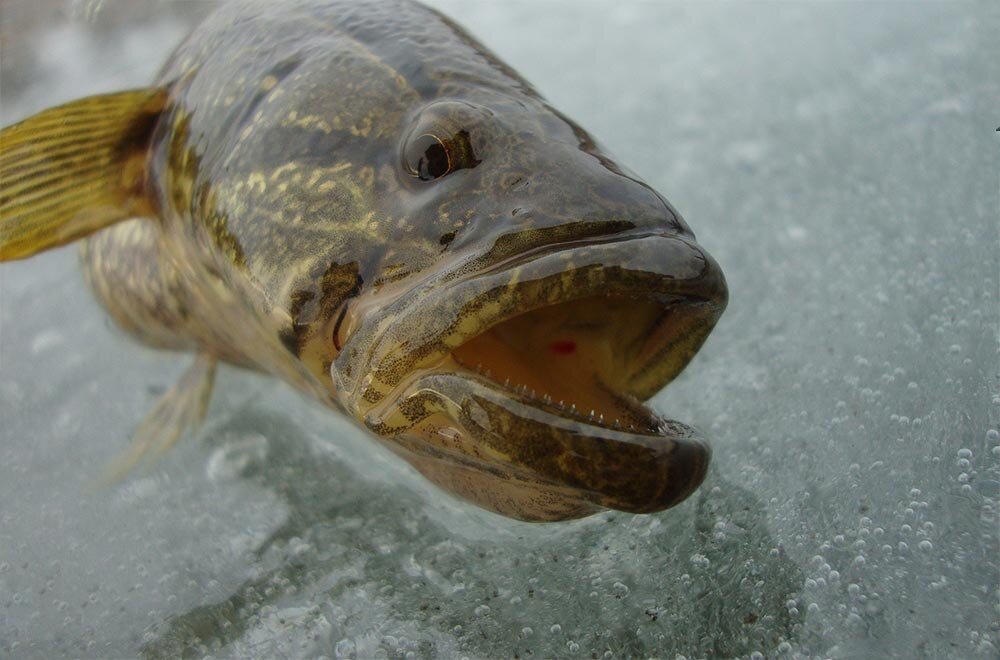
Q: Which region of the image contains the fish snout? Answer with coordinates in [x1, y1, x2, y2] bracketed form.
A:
[584, 232, 726, 304]
[327, 230, 727, 520]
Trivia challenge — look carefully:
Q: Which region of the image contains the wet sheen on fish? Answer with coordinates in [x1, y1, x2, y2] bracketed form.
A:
[0, 0, 727, 521]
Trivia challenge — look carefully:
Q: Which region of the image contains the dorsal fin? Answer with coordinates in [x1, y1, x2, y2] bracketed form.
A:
[0, 87, 167, 261]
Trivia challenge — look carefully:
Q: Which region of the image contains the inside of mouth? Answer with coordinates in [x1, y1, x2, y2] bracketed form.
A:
[450, 294, 697, 435]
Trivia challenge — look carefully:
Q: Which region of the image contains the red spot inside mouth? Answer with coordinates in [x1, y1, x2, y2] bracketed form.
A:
[549, 339, 577, 355]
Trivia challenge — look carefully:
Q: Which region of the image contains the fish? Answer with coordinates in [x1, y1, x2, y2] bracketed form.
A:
[0, 0, 727, 522]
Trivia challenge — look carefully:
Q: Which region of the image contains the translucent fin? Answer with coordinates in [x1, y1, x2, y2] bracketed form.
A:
[0, 87, 166, 261]
[102, 354, 218, 482]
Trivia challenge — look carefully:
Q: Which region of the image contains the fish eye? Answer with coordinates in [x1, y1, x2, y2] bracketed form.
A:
[402, 126, 479, 181]
[405, 133, 451, 180]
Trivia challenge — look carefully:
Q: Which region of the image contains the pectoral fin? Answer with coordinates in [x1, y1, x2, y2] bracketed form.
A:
[0, 88, 166, 261]
[103, 353, 217, 481]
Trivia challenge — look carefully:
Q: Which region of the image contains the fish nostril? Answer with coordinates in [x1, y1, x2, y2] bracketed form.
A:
[332, 303, 350, 352]
[502, 173, 528, 189]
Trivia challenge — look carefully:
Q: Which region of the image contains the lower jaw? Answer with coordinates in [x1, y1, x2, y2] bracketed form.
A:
[387, 435, 605, 521]
[361, 364, 711, 521]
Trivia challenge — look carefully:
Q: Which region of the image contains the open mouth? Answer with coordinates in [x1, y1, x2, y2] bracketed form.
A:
[451, 293, 712, 434]
[333, 232, 727, 520]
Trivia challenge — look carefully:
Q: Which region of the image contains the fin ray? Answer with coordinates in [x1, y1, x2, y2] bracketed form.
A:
[102, 354, 218, 482]
[0, 87, 167, 260]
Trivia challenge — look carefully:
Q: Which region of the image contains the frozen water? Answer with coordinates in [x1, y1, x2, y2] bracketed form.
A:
[1, 1, 998, 658]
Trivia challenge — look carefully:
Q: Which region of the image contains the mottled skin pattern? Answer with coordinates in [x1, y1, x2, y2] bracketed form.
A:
[82, 0, 728, 521]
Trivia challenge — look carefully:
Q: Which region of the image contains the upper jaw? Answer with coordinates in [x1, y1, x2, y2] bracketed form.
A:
[331, 228, 728, 417]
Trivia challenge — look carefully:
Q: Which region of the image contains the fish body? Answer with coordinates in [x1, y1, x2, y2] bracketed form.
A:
[1, 0, 727, 521]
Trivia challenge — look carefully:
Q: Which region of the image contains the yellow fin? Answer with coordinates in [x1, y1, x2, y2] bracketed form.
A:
[102, 354, 218, 482]
[0, 88, 166, 261]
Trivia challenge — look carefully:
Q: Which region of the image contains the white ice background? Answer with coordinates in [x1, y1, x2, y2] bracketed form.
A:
[0, 1, 997, 658]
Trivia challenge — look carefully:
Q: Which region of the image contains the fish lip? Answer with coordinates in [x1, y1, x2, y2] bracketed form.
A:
[452, 228, 728, 323]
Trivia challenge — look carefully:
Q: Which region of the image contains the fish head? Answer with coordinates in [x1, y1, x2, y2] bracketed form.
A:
[330, 95, 728, 521]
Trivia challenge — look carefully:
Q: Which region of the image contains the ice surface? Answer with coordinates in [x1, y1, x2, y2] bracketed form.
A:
[1, 1, 998, 658]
